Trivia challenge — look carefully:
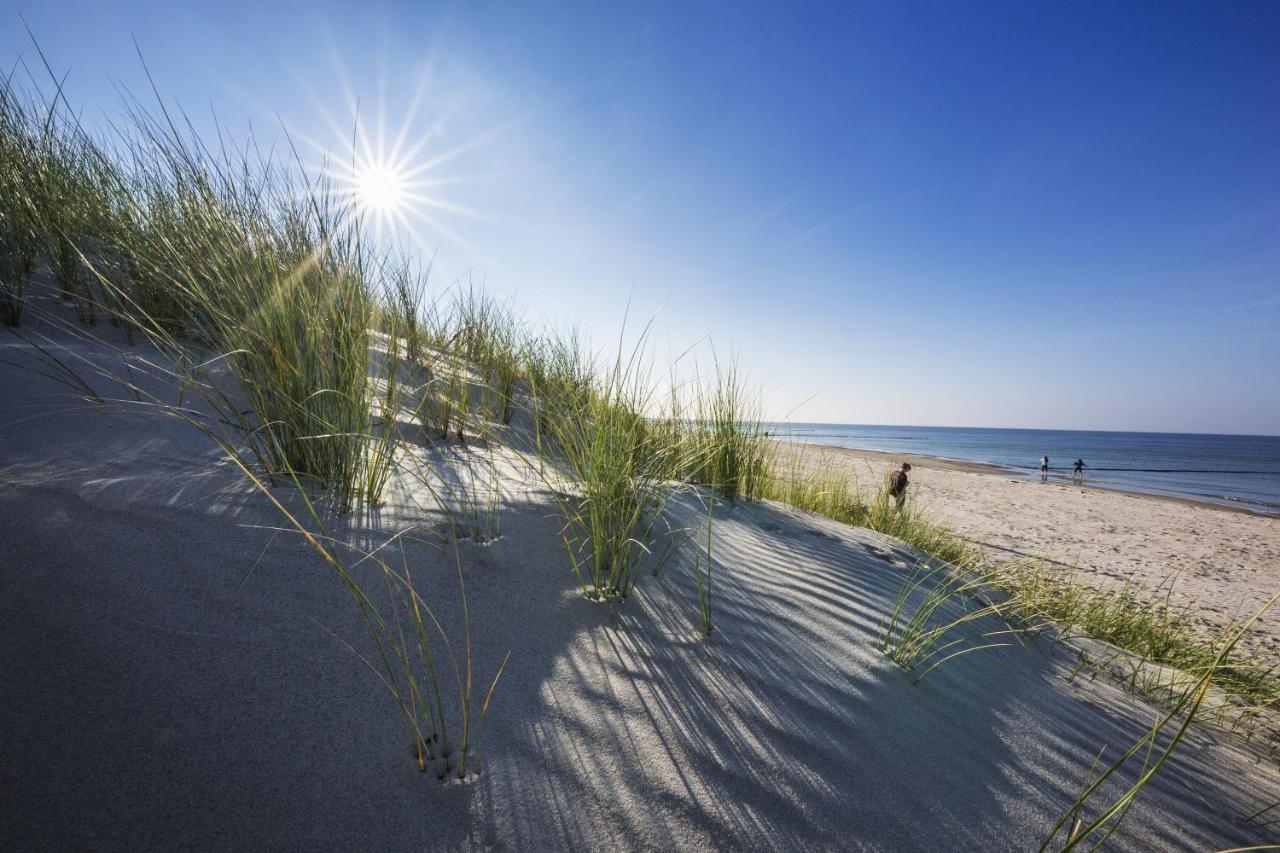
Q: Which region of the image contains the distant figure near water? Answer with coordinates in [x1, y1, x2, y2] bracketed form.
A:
[888, 462, 911, 510]
[1039, 455, 1049, 482]
[1073, 458, 1085, 481]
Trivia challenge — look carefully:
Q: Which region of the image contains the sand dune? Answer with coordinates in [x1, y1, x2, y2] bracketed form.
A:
[3, 324, 1280, 850]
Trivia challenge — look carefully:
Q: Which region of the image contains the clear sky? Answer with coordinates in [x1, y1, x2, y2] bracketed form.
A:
[4, 1, 1278, 434]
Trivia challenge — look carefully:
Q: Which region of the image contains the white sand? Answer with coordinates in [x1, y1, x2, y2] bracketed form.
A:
[4, 313, 1280, 850]
[800, 444, 1280, 655]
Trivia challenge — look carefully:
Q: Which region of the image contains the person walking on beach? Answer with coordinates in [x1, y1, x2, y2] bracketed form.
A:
[1040, 455, 1049, 482]
[888, 463, 911, 510]
[1073, 458, 1085, 481]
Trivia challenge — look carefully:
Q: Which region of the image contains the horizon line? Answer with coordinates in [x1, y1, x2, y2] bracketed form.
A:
[765, 421, 1280, 439]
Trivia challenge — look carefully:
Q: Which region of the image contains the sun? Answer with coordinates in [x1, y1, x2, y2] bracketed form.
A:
[287, 52, 497, 249]
[355, 162, 408, 215]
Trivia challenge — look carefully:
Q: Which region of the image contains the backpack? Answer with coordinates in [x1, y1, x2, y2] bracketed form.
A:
[889, 470, 907, 495]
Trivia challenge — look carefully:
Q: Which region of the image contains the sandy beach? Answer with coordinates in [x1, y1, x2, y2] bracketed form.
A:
[794, 443, 1280, 654]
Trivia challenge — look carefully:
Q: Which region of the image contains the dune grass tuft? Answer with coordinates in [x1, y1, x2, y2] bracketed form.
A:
[0, 78, 42, 326]
[693, 497, 715, 637]
[529, 325, 688, 601]
[676, 357, 772, 502]
[250, 463, 510, 781]
[879, 559, 1019, 681]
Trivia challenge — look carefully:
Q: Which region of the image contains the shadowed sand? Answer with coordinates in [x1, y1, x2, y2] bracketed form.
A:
[788, 442, 1280, 656]
[3, 323, 1280, 850]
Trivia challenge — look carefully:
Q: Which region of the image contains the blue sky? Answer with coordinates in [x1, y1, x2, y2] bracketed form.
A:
[4, 1, 1278, 433]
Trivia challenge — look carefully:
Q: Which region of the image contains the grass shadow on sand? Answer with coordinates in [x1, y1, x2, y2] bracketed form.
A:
[465, 496, 1280, 850]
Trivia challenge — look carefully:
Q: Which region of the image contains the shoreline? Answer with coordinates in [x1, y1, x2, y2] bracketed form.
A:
[781, 438, 1280, 654]
[782, 440, 1278, 519]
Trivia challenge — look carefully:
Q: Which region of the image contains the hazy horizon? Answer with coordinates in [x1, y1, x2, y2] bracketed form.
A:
[770, 420, 1280, 439]
[3, 1, 1278, 434]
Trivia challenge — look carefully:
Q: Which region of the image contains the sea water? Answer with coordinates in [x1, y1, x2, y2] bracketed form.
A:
[767, 423, 1280, 515]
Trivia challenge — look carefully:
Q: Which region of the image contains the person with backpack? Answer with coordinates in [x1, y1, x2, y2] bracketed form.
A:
[888, 463, 911, 510]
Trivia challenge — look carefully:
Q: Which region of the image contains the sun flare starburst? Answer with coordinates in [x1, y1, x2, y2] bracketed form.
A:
[281, 50, 499, 251]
